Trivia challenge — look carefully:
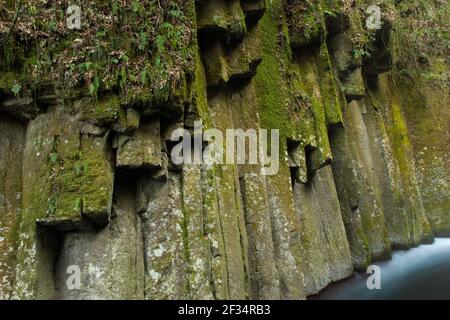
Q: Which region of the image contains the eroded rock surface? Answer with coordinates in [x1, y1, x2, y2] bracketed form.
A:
[0, 0, 448, 300]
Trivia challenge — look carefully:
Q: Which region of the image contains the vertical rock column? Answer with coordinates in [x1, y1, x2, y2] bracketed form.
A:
[196, 0, 306, 299]
[13, 103, 115, 298]
[0, 113, 26, 299]
[256, 0, 353, 296]
[54, 173, 145, 300]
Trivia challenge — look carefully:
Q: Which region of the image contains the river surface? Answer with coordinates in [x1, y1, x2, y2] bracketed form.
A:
[313, 238, 450, 300]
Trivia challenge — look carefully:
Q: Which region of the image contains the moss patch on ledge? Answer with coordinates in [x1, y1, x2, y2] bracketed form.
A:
[0, 0, 196, 109]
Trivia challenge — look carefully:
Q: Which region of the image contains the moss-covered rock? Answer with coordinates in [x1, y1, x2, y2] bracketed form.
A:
[0, 0, 448, 301]
[116, 118, 162, 170]
[0, 113, 26, 299]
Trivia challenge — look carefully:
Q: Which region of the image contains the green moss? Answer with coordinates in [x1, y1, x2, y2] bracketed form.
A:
[201, 166, 228, 299]
[44, 126, 82, 222]
[197, 0, 246, 39]
[179, 205, 192, 297]
[254, 0, 292, 139]
[390, 0, 448, 77]
[390, 101, 412, 175]
[197, 0, 229, 31]
[291, 49, 334, 169]
[284, 1, 323, 48]
[80, 135, 113, 221]
[0, 71, 22, 92]
[389, 99, 434, 243]
[373, 73, 434, 244]
[194, 48, 212, 128]
[1, 1, 196, 108]
[228, 0, 247, 39]
[79, 95, 122, 124]
[388, 60, 449, 236]
[0, 118, 26, 299]
[316, 43, 344, 126]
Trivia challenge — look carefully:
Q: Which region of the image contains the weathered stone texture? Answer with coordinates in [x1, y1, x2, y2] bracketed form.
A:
[116, 118, 162, 169]
[0, 113, 26, 299]
[54, 174, 145, 300]
[293, 165, 353, 295]
[0, 0, 448, 300]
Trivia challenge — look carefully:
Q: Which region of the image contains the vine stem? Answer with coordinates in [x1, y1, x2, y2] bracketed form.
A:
[7, 0, 22, 39]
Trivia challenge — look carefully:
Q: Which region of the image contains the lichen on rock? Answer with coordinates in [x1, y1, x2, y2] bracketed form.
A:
[0, 0, 448, 300]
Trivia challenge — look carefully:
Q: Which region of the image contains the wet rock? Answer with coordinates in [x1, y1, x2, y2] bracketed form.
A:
[240, 0, 266, 21]
[329, 33, 362, 78]
[140, 173, 188, 299]
[182, 165, 214, 299]
[116, 118, 162, 169]
[197, 0, 246, 41]
[240, 172, 280, 299]
[342, 68, 366, 102]
[1, 97, 36, 120]
[80, 134, 114, 226]
[0, 113, 26, 299]
[75, 96, 123, 126]
[202, 40, 230, 86]
[54, 174, 145, 299]
[293, 165, 353, 295]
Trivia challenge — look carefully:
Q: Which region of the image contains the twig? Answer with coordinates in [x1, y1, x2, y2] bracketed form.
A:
[6, 0, 22, 39]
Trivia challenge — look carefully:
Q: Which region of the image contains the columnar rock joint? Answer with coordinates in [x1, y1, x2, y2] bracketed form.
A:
[0, 0, 448, 299]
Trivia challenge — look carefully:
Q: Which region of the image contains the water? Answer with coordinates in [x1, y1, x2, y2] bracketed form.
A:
[314, 238, 450, 300]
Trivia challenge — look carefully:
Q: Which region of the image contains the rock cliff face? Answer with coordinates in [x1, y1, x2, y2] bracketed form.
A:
[0, 0, 448, 299]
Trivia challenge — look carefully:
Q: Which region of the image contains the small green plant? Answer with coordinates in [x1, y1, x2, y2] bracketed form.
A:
[324, 10, 337, 18]
[169, 9, 182, 19]
[352, 48, 371, 59]
[74, 163, 82, 176]
[83, 162, 89, 174]
[82, 162, 89, 174]
[138, 31, 148, 51]
[47, 19, 57, 32]
[140, 69, 148, 85]
[89, 76, 101, 99]
[74, 198, 82, 211]
[1, 1, 194, 107]
[212, 15, 226, 28]
[96, 30, 106, 38]
[132, 0, 143, 14]
[49, 152, 58, 164]
[47, 195, 57, 215]
[10, 83, 21, 97]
